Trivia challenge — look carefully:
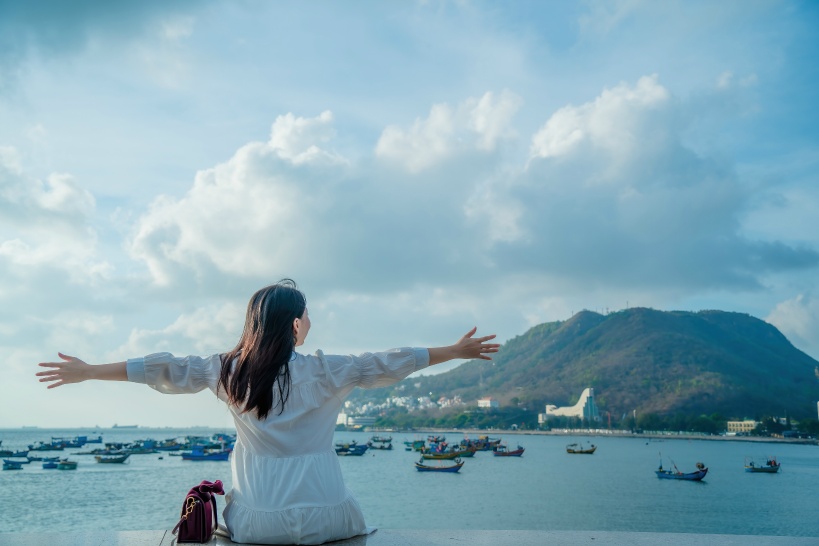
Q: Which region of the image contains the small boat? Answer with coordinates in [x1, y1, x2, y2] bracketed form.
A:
[3, 460, 24, 470]
[5, 457, 31, 465]
[566, 442, 597, 454]
[335, 441, 369, 456]
[29, 455, 59, 463]
[493, 444, 525, 457]
[745, 456, 781, 473]
[10, 450, 29, 458]
[415, 457, 464, 473]
[181, 446, 231, 461]
[95, 454, 131, 464]
[57, 460, 78, 470]
[403, 439, 426, 451]
[656, 461, 707, 481]
[370, 435, 392, 443]
[42, 460, 58, 469]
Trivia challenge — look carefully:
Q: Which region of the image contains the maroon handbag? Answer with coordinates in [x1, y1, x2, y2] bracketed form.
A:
[172, 480, 225, 543]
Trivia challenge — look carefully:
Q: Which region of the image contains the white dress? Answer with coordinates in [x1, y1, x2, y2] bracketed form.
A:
[126, 347, 429, 545]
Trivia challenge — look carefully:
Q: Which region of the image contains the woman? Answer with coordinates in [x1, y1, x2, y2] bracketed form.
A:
[36, 279, 499, 545]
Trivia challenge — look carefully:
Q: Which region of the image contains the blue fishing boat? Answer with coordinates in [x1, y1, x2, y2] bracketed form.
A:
[3, 460, 24, 470]
[414, 457, 463, 473]
[335, 441, 369, 456]
[181, 446, 231, 461]
[656, 460, 707, 481]
[42, 460, 58, 469]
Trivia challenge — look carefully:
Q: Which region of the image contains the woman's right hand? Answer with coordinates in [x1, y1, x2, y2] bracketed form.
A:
[36, 353, 95, 388]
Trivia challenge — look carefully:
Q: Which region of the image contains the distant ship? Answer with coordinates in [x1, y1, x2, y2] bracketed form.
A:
[112, 424, 138, 429]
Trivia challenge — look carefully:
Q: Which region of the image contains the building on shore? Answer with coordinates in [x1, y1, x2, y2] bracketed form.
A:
[726, 420, 758, 434]
[538, 387, 600, 425]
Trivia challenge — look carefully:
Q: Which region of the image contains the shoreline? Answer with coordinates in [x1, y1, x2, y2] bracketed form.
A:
[365, 427, 819, 445]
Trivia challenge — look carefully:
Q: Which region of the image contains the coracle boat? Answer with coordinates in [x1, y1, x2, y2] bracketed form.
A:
[95, 453, 131, 464]
[415, 457, 463, 473]
[656, 461, 707, 481]
[745, 456, 781, 473]
[493, 444, 525, 457]
[566, 442, 596, 454]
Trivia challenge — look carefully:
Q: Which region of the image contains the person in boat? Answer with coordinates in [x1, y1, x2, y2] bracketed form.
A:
[36, 279, 498, 545]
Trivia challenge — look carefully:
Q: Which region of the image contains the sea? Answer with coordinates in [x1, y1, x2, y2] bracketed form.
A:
[1, 427, 817, 537]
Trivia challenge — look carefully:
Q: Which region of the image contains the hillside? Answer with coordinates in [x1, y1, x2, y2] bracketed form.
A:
[352, 308, 819, 420]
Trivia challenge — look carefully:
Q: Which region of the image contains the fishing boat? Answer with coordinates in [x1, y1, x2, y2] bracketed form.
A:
[493, 444, 525, 457]
[403, 439, 426, 451]
[422, 444, 476, 459]
[367, 436, 393, 450]
[745, 456, 781, 473]
[566, 442, 597, 454]
[3, 460, 24, 470]
[95, 453, 131, 464]
[181, 446, 231, 461]
[335, 441, 369, 456]
[42, 460, 58, 469]
[656, 461, 707, 481]
[28, 441, 63, 452]
[414, 457, 464, 473]
[461, 435, 502, 451]
[57, 460, 78, 470]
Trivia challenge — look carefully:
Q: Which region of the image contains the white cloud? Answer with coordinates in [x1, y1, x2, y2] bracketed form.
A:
[375, 91, 521, 172]
[113, 302, 244, 358]
[268, 111, 347, 166]
[530, 75, 670, 163]
[160, 17, 195, 41]
[127, 112, 345, 286]
[767, 294, 819, 358]
[0, 149, 110, 283]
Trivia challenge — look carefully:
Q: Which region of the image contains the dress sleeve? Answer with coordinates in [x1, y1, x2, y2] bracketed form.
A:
[126, 352, 222, 395]
[317, 347, 430, 392]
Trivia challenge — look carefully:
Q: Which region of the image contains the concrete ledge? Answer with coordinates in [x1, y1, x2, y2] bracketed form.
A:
[2, 529, 818, 545]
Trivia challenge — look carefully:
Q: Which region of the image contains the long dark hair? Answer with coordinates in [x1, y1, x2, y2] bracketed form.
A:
[219, 279, 306, 420]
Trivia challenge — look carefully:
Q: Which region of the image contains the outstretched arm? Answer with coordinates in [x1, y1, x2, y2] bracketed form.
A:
[36, 353, 127, 389]
[427, 327, 499, 366]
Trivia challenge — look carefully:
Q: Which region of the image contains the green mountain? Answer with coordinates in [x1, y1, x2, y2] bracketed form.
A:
[358, 308, 819, 420]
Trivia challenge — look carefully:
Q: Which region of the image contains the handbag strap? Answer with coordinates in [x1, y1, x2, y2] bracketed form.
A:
[171, 495, 198, 536]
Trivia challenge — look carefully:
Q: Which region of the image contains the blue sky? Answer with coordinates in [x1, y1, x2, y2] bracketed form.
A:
[2, 0, 818, 428]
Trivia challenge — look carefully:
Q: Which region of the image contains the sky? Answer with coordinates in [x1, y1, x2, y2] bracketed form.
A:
[1, 0, 818, 428]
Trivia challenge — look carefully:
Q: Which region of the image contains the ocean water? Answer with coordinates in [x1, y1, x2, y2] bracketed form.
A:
[1, 428, 817, 537]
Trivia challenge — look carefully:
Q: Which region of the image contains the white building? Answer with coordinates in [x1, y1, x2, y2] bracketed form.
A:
[538, 387, 600, 424]
[478, 397, 499, 409]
